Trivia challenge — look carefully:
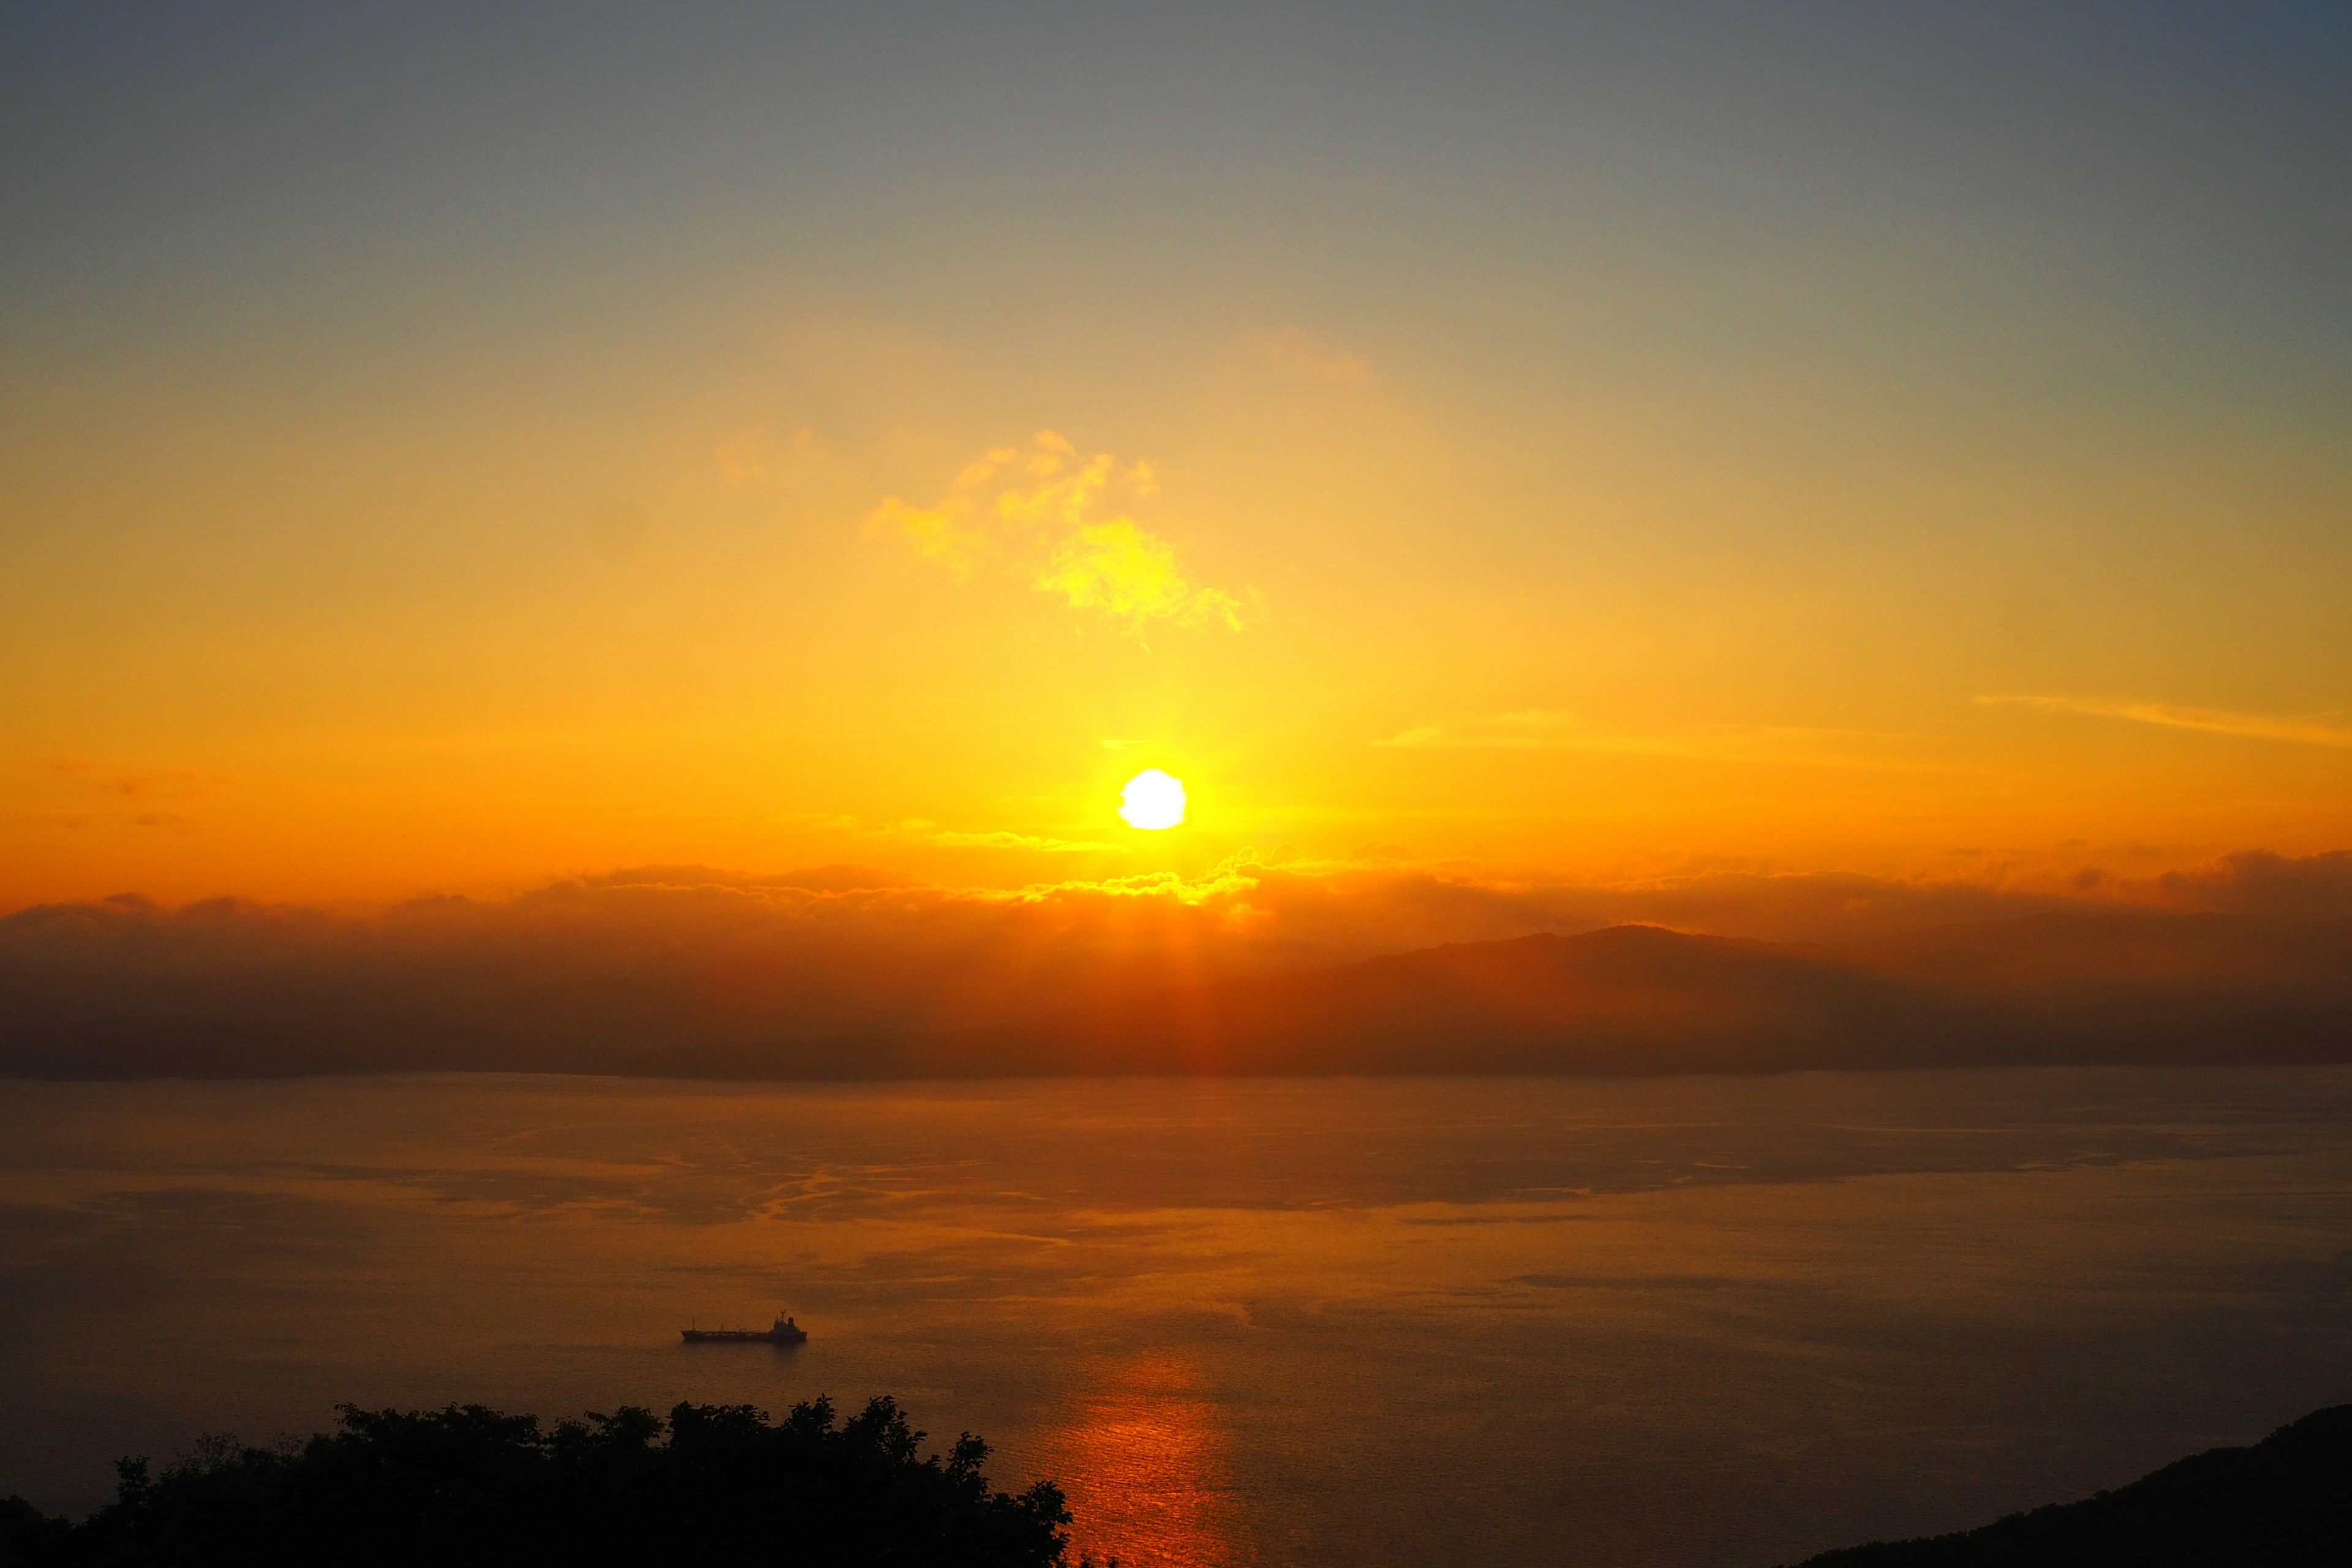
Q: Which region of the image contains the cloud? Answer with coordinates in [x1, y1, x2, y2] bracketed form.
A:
[1375, 711, 1921, 769]
[867, 432, 1254, 632]
[34, 758, 224, 801]
[579, 863, 919, 893]
[927, 830, 1119, 853]
[767, 814, 1125, 856]
[23, 758, 226, 833]
[6, 848, 2350, 1077]
[1035, 520, 1251, 631]
[865, 494, 984, 577]
[1376, 710, 1585, 750]
[1977, 694, 2352, 748]
[2153, 850, 2352, 916]
[1261, 325, 1374, 384]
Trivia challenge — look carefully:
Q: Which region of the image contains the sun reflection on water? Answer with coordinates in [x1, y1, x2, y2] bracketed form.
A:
[1039, 1353, 1251, 1568]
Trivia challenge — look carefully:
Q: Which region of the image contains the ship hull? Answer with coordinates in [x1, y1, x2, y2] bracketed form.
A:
[680, 1328, 806, 1344]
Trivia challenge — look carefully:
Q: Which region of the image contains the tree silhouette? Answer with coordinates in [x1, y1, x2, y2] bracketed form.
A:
[0, 1395, 1079, 1567]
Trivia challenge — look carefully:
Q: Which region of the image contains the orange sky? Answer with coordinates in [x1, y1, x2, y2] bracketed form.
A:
[5, 7, 2348, 915]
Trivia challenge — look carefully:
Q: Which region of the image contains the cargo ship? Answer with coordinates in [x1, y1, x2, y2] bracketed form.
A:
[681, 1311, 807, 1344]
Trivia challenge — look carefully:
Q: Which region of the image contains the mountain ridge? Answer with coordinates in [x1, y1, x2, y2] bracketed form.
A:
[905, 913, 2352, 1078]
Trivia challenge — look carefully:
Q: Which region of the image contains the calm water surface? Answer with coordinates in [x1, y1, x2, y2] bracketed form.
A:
[6, 1070, 2352, 1566]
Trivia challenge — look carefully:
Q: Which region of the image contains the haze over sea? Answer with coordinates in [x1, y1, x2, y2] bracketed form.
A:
[6, 1069, 2351, 1567]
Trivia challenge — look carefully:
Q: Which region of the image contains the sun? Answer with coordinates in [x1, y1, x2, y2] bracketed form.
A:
[1118, 769, 1186, 830]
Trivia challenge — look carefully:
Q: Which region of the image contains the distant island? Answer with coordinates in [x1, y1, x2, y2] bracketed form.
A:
[0, 1396, 1084, 1567]
[1784, 1404, 2350, 1566]
[4, 900, 2350, 1079]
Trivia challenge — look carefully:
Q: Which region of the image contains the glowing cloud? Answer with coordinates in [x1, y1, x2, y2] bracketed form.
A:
[1038, 521, 1248, 631]
[867, 432, 1254, 633]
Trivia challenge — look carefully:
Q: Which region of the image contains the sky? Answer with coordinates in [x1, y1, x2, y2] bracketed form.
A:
[4, 2, 2350, 925]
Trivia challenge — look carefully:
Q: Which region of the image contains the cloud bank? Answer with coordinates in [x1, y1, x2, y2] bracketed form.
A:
[4, 851, 2349, 1079]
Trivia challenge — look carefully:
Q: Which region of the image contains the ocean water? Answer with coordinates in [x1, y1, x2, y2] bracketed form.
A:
[4, 1069, 2352, 1566]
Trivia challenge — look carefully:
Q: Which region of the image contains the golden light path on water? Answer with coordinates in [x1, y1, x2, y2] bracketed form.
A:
[1036, 1354, 1245, 1568]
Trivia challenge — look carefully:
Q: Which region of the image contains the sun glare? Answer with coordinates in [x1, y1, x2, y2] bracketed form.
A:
[1118, 769, 1186, 830]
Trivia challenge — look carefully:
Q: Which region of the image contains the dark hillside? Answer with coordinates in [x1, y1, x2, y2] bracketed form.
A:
[1784, 1403, 2352, 1566]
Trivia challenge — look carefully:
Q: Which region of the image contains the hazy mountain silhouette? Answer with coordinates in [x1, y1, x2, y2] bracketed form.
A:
[2, 907, 2348, 1079]
[901, 914, 2352, 1077]
[1783, 1403, 2352, 1566]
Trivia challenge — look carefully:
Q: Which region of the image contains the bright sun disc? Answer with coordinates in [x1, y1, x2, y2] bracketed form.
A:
[1118, 769, 1186, 829]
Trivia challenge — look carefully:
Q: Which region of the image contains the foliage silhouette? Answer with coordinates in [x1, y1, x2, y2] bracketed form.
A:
[1785, 1403, 2352, 1566]
[0, 1395, 1088, 1567]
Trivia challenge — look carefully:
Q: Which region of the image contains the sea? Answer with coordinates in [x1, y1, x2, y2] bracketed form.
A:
[5, 1069, 2351, 1567]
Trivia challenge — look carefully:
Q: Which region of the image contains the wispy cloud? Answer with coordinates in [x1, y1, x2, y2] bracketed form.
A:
[927, 829, 1120, 854]
[868, 492, 986, 577]
[1376, 710, 1920, 769]
[755, 812, 1123, 857]
[867, 432, 1255, 632]
[26, 758, 226, 834]
[1977, 694, 2352, 748]
[34, 758, 225, 800]
[1376, 710, 1586, 750]
[1261, 324, 1373, 384]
